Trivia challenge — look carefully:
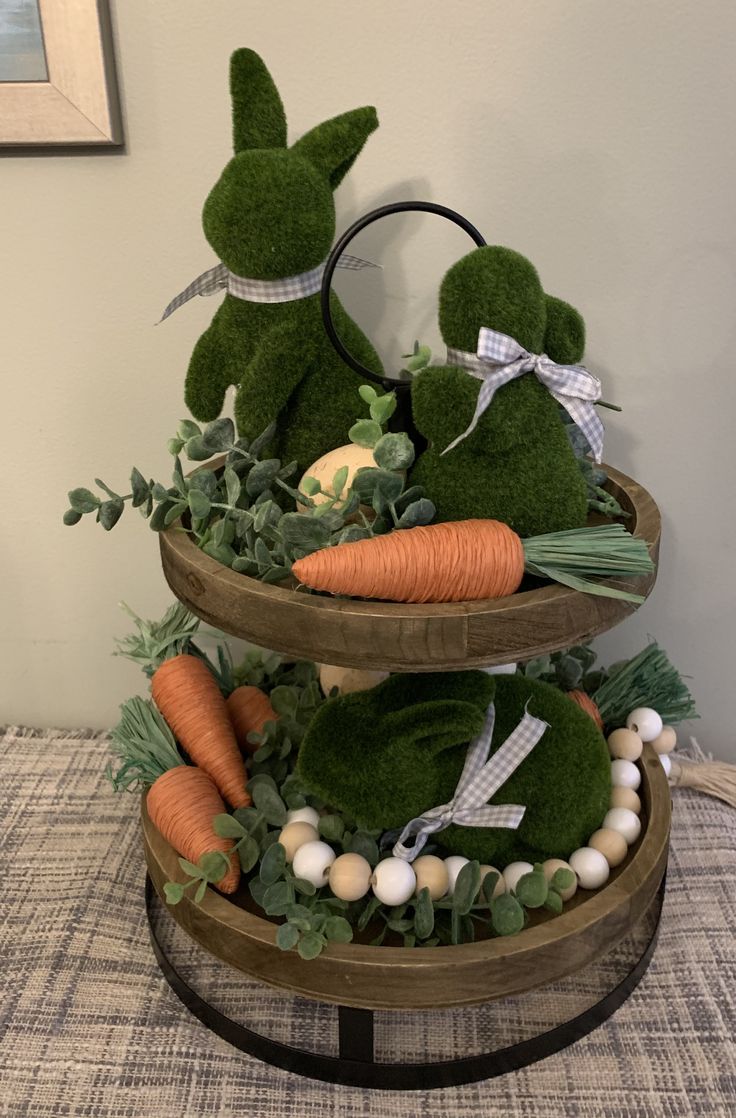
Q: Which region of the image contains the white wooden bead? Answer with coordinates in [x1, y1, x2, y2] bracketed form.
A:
[659, 753, 672, 778]
[651, 726, 677, 755]
[503, 861, 534, 894]
[541, 859, 577, 901]
[611, 758, 641, 790]
[569, 847, 610, 890]
[610, 786, 642, 814]
[371, 858, 416, 906]
[626, 707, 663, 742]
[478, 865, 506, 899]
[589, 827, 628, 868]
[328, 853, 373, 901]
[602, 807, 642, 845]
[292, 840, 336, 887]
[285, 806, 320, 829]
[443, 856, 470, 896]
[413, 855, 450, 900]
[607, 728, 643, 762]
[277, 822, 319, 862]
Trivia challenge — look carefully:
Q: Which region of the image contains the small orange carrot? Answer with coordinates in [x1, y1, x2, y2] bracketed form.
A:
[147, 766, 240, 893]
[566, 690, 604, 729]
[292, 520, 653, 604]
[151, 654, 250, 809]
[227, 685, 278, 754]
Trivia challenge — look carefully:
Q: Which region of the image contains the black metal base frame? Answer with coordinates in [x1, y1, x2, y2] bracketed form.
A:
[145, 874, 665, 1091]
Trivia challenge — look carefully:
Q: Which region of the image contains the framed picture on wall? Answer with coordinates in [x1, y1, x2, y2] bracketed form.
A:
[0, 0, 122, 146]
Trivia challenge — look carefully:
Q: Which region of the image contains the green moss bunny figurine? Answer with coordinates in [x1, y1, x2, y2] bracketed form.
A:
[297, 671, 611, 866]
[181, 49, 383, 471]
[409, 246, 593, 538]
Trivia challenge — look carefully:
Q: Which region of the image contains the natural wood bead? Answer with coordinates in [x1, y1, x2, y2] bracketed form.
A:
[607, 728, 643, 762]
[478, 865, 505, 898]
[277, 821, 318, 862]
[589, 827, 628, 868]
[610, 786, 642, 814]
[328, 853, 372, 901]
[412, 855, 449, 900]
[651, 726, 677, 755]
[542, 858, 577, 902]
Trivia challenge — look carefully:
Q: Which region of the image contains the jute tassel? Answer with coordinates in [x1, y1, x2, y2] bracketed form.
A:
[669, 739, 736, 809]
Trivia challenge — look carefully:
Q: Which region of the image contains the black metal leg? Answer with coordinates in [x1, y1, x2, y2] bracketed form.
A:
[338, 1005, 375, 1063]
[145, 873, 665, 1090]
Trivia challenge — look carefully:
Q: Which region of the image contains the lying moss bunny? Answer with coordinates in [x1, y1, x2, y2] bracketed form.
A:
[183, 49, 383, 471]
[297, 670, 610, 865]
[409, 247, 591, 538]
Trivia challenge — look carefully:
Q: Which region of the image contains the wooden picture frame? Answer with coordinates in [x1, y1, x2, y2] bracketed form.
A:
[0, 0, 122, 146]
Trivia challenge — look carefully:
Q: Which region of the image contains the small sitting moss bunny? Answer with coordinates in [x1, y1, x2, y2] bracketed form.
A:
[297, 671, 611, 866]
[183, 49, 383, 471]
[409, 246, 590, 538]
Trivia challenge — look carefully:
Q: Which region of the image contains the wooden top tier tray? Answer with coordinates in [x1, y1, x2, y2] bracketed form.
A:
[159, 464, 660, 671]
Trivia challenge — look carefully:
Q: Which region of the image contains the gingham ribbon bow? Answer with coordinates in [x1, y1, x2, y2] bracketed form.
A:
[392, 702, 548, 862]
[159, 254, 377, 321]
[443, 326, 605, 461]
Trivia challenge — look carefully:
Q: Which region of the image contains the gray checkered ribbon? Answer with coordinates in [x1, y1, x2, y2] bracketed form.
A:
[392, 702, 549, 862]
[443, 326, 605, 461]
[159, 254, 378, 321]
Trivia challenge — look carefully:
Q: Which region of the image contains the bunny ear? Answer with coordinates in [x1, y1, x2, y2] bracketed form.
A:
[384, 701, 487, 757]
[230, 48, 287, 153]
[544, 294, 586, 364]
[291, 106, 378, 189]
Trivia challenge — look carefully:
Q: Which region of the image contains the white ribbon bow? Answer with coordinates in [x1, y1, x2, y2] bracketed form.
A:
[443, 326, 605, 462]
[392, 702, 549, 862]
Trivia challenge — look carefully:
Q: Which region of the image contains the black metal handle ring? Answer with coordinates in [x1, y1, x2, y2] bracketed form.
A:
[320, 201, 487, 389]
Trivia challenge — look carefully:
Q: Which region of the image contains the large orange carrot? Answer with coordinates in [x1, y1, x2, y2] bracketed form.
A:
[147, 766, 240, 893]
[566, 690, 604, 729]
[292, 520, 653, 604]
[151, 654, 250, 808]
[227, 685, 278, 754]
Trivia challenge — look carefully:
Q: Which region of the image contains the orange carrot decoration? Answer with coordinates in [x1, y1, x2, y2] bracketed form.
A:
[107, 696, 240, 894]
[292, 520, 653, 605]
[227, 685, 278, 754]
[151, 654, 250, 809]
[566, 690, 604, 729]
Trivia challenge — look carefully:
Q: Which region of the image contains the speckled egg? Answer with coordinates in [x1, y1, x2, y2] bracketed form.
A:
[651, 726, 677, 755]
[607, 728, 643, 762]
[541, 859, 578, 902]
[319, 663, 390, 697]
[611, 758, 642, 790]
[589, 827, 628, 868]
[610, 786, 642, 814]
[413, 855, 450, 900]
[328, 853, 373, 901]
[299, 443, 377, 508]
[569, 846, 610, 890]
[278, 821, 319, 862]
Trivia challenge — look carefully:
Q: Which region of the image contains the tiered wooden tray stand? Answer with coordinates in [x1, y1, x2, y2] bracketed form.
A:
[144, 466, 669, 1089]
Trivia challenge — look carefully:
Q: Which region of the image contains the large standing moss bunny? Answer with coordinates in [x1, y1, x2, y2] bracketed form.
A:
[182, 49, 383, 471]
[297, 671, 611, 866]
[409, 247, 591, 538]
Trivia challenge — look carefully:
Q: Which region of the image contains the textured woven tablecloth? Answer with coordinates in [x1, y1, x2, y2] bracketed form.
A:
[1, 726, 734, 1117]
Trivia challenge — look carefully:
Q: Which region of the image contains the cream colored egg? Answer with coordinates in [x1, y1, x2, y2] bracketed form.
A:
[319, 663, 390, 697]
[413, 855, 450, 900]
[610, 786, 642, 814]
[277, 821, 319, 862]
[589, 827, 628, 868]
[328, 853, 373, 901]
[299, 444, 377, 508]
[478, 865, 505, 899]
[607, 728, 643, 762]
[541, 858, 578, 902]
[651, 726, 677, 755]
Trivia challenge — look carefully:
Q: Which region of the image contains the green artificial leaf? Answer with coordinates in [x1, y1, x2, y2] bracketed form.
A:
[164, 502, 187, 527]
[297, 932, 325, 960]
[300, 476, 321, 497]
[177, 419, 201, 441]
[177, 858, 202, 879]
[130, 467, 150, 508]
[336, 525, 372, 545]
[358, 384, 378, 405]
[397, 498, 435, 529]
[238, 835, 260, 874]
[481, 871, 501, 904]
[68, 487, 100, 514]
[452, 861, 481, 916]
[199, 851, 231, 882]
[246, 459, 281, 497]
[318, 814, 345, 843]
[324, 916, 353, 944]
[414, 887, 435, 940]
[269, 686, 298, 718]
[189, 469, 219, 499]
[172, 457, 186, 495]
[194, 879, 208, 903]
[552, 867, 576, 892]
[213, 813, 246, 839]
[263, 880, 292, 914]
[249, 877, 268, 908]
[184, 435, 214, 462]
[293, 877, 317, 897]
[372, 431, 414, 471]
[163, 882, 184, 905]
[167, 437, 185, 456]
[347, 832, 379, 866]
[151, 482, 169, 503]
[259, 841, 286, 885]
[369, 393, 397, 426]
[224, 465, 241, 507]
[544, 889, 563, 915]
[251, 782, 287, 827]
[202, 417, 236, 453]
[279, 513, 331, 552]
[357, 894, 382, 932]
[188, 489, 211, 519]
[371, 470, 404, 509]
[202, 541, 237, 566]
[490, 893, 525, 936]
[63, 508, 82, 526]
[556, 653, 584, 691]
[276, 923, 301, 951]
[514, 870, 548, 909]
[331, 465, 349, 500]
[349, 419, 383, 448]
